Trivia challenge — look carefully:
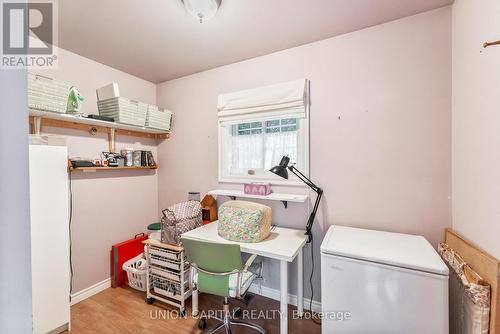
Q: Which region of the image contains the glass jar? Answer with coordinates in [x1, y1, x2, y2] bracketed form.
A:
[120, 148, 134, 167]
[132, 150, 142, 167]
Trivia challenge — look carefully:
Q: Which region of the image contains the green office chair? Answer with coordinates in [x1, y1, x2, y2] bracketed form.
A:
[182, 238, 265, 334]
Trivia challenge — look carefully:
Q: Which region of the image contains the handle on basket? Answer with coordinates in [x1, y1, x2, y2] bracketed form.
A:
[134, 233, 145, 239]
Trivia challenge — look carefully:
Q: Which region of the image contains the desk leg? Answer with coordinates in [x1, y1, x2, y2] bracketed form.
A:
[280, 260, 288, 334]
[297, 248, 304, 317]
[192, 286, 199, 317]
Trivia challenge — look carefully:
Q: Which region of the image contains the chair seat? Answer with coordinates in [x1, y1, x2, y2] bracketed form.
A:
[229, 260, 261, 297]
[192, 261, 261, 298]
[228, 270, 255, 297]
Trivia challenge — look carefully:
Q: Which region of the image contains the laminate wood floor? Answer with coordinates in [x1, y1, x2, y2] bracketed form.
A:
[70, 286, 322, 334]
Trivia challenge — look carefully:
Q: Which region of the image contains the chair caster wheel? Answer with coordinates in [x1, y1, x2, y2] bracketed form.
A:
[233, 307, 242, 318]
[198, 318, 207, 329]
[146, 297, 155, 304]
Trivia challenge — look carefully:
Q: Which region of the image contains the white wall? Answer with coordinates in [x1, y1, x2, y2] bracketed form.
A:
[32, 47, 159, 292]
[156, 7, 452, 301]
[452, 0, 500, 259]
[0, 53, 33, 333]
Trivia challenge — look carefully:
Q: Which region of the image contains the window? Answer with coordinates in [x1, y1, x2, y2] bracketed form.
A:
[219, 114, 308, 184]
[217, 78, 310, 184]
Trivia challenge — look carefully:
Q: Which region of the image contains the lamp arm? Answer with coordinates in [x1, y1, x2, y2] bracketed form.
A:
[288, 166, 320, 193]
[304, 188, 322, 243]
[287, 165, 323, 243]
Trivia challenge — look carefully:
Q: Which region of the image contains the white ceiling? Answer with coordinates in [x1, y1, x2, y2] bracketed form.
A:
[58, 0, 452, 83]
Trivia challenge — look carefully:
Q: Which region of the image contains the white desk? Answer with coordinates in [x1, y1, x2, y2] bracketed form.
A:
[182, 221, 307, 334]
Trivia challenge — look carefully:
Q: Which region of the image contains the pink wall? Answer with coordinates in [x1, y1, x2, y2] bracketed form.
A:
[30, 6, 455, 299]
[156, 7, 452, 299]
[32, 48, 159, 293]
[452, 0, 500, 259]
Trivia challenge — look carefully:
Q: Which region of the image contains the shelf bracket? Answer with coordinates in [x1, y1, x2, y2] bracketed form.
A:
[33, 116, 42, 135]
[108, 128, 116, 153]
[484, 40, 500, 48]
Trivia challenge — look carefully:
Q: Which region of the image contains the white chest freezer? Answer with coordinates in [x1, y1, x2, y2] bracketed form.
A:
[320, 225, 449, 334]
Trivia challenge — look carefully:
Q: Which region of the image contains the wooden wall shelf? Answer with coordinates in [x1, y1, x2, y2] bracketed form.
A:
[29, 110, 170, 152]
[29, 110, 169, 139]
[208, 189, 308, 208]
[69, 165, 158, 173]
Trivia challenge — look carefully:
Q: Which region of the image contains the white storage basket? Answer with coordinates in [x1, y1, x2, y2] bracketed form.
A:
[151, 274, 190, 300]
[122, 253, 148, 292]
[146, 105, 172, 131]
[28, 72, 71, 113]
[98, 97, 147, 126]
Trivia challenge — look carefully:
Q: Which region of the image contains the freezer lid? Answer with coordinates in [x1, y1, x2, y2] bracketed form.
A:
[321, 225, 449, 276]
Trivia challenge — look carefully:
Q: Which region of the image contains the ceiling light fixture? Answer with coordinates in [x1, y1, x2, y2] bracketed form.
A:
[182, 0, 222, 23]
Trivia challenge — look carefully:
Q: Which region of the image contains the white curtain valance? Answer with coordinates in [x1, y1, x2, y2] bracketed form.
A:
[217, 79, 309, 119]
[218, 108, 304, 124]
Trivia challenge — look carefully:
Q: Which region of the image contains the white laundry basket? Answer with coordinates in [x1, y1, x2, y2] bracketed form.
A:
[122, 253, 147, 292]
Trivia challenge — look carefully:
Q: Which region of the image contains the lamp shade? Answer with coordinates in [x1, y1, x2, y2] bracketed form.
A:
[269, 156, 290, 179]
[182, 0, 221, 22]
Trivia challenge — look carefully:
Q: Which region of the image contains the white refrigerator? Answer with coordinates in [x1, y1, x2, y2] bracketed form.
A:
[29, 145, 70, 333]
[321, 225, 449, 334]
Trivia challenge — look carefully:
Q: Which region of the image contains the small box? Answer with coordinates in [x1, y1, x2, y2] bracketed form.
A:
[244, 183, 272, 196]
[96, 83, 120, 101]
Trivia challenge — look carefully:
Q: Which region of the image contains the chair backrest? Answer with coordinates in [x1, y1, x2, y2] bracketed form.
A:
[182, 238, 243, 272]
[182, 238, 243, 297]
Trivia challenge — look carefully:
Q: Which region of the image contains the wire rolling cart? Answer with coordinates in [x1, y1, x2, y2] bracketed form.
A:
[143, 239, 191, 317]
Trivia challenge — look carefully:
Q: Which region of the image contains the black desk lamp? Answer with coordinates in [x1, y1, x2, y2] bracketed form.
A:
[270, 156, 323, 243]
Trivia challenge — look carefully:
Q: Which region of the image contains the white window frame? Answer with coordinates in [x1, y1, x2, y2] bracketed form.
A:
[218, 108, 310, 186]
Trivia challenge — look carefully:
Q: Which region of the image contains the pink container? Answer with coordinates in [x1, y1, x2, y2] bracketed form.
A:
[244, 183, 272, 196]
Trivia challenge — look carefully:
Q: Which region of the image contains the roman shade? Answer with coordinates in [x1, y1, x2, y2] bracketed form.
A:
[217, 79, 309, 122]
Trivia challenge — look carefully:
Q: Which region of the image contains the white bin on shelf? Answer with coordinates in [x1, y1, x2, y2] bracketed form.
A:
[28, 72, 71, 113]
[146, 105, 172, 131]
[98, 97, 147, 127]
[96, 83, 120, 101]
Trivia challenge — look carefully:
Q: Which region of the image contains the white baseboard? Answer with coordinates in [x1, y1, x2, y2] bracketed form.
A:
[70, 278, 111, 306]
[248, 283, 322, 313]
[69, 278, 321, 312]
